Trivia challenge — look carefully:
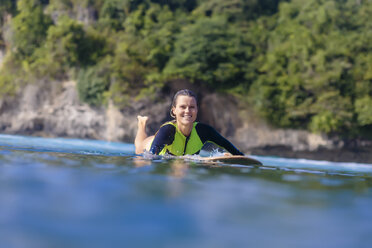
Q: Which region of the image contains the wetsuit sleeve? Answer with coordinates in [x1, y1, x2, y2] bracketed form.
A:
[149, 124, 176, 155]
[195, 123, 244, 156]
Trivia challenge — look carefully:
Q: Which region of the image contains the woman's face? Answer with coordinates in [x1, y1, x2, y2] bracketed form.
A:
[172, 95, 198, 126]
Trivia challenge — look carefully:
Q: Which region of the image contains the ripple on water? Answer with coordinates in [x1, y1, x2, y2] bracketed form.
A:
[1, 135, 372, 248]
[282, 174, 303, 182]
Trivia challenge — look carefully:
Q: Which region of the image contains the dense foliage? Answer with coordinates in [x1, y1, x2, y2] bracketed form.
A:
[0, 0, 371, 137]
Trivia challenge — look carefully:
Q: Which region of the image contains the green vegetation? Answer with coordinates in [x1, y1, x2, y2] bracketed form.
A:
[77, 63, 110, 106]
[0, 0, 371, 137]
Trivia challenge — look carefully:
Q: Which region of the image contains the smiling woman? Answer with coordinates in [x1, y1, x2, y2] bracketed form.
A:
[134, 89, 244, 156]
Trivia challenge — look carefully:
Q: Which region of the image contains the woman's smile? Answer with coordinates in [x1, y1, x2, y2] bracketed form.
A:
[173, 95, 198, 126]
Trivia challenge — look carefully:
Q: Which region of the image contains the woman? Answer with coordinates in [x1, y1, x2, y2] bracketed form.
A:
[134, 89, 244, 156]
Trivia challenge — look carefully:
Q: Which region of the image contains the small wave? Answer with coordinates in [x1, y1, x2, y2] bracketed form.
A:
[0, 134, 135, 156]
[257, 156, 372, 175]
[2, 134, 372, 175]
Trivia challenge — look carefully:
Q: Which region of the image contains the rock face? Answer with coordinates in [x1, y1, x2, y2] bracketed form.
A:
[1, 81, 105, 138]
[0, 80, 371, 163]
[0, 80, 172, 142]
[0, 49, 4, 68]
[198, 93, 337, 152]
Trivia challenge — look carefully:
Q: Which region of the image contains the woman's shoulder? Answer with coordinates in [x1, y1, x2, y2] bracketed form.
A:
[153, 122, 176, 141]
[195, 122, 216, 133]
[161, 120, 177, 128]
[158, 121, 177, 132]
[195, 122, 213, 129]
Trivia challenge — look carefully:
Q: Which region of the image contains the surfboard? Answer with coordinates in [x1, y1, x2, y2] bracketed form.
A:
[197, 155, 262, 166]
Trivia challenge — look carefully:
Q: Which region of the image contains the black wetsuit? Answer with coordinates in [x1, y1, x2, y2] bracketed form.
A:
[149, 122, 244, 156]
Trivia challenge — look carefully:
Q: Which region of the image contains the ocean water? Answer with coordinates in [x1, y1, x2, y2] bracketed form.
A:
[0, 134, 371, 248]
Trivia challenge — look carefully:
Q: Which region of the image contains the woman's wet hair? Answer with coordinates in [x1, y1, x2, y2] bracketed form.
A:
[170, 89, 198, 118]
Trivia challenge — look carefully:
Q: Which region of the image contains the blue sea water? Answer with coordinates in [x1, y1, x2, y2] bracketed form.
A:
[0, 134, 371, 248]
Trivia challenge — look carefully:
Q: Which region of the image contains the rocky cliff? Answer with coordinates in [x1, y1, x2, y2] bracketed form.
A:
[1, 79, 371, 163]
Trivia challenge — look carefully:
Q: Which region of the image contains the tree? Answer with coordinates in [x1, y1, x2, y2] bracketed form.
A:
[251, 0, 372, 135]
[193, 0, 281, 22]
[106, 3, 182, 103]
[98, 0, 130, 30]
[29, 15, 107, 78]
[163, 16, 253, 89]
[77, 61, 111, 106]
[11, 0, 52, 58]
[0, 0, 17, 26]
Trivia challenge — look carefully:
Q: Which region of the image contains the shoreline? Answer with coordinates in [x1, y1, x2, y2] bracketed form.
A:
[1, 131, 372, 164]
[1, 79, 372, 164]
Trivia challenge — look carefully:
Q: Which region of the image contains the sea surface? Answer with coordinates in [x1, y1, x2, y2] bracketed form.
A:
[0, 134, 371, 248]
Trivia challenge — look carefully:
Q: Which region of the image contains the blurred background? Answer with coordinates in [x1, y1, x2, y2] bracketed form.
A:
[1, 2, 372, 248]
[1, 0, 372, 162]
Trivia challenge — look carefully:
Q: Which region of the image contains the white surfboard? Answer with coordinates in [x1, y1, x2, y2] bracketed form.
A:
[195, 155, 262, 166]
